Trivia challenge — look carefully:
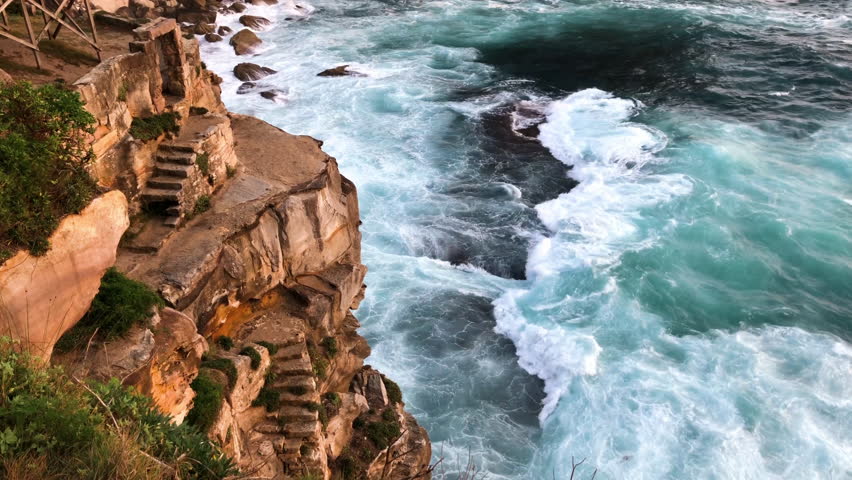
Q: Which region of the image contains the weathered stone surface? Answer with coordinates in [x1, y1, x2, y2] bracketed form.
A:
[0, 191, 129, 358]
[238, 14, 271, 30]
[325, 393, 369, 460]
[317, 65, 366, 77]
[233, 62, 276, 81]
[204, 32, 223, 42]
[227, 2, 246, 13]
[366, 407, 432, 479]
[0, 68, 12, 84]
[230, 29, 261, 55]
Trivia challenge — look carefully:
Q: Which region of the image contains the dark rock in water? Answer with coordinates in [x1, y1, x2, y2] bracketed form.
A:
[236, 82, 256, 94]
[317, 65, 366, 77]
[217, 25, 232, 35]
[260, 90, 278, 100]
[239, 14, 271, 30]
[233, 63, 276, 81]
[230, 28, 261, 55]
[204, 33, 222, 42]
[177, 11, 217, 24]
[228, 2, 246, 12]
[193, 22, 216, 35]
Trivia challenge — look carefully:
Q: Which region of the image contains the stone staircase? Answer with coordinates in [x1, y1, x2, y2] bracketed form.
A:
[141, 140, 199, 227]
[251, 336, 324, 472]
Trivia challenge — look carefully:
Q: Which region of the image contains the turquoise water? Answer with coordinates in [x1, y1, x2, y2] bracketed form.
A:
[202, 1, 852, 478]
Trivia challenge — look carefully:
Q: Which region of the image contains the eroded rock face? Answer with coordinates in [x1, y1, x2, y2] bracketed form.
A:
[325, 393, 369, 459]
[230, 29, 262, 55]
[233, 62, 276, 81]
[0, 191, 129, 358]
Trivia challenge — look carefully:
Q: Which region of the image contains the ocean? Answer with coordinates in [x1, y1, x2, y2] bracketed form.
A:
[202, 1, 852, 477]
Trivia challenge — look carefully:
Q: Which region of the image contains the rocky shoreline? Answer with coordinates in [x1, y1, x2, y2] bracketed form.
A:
[0, 8, 431, 480]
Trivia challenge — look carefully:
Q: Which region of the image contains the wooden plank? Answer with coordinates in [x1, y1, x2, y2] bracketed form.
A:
[0, 25, 39, 49]
[34, 0, 71, 40]
[81, 0, 99, 60]
[26, 0, 100, 50]
[19, 0, 41, 68]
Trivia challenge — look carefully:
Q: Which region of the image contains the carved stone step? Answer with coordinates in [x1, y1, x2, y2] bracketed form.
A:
[141, 188, 180, 202]
[273, 356, 313, 376]
[156, 151, 196, 165]
[155, 162, 193, 178]
[164, 216, 181, 227]
[147, 176, 184, 190]
[278, 438, 302, 454]
[283, 421, 318, 438]
[254, 421, 283, 434]
[277, 406, 317, 423]
[159, 141, 197, 153]
[278, 390, 316, 406]
[272, 375, 315, 391]
[274, 343, 307, 361]
[166, 205, 181, 216]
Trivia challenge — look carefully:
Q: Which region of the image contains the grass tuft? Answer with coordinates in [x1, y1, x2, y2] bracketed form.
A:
[129, 112, 180, 141]
[239, 346, 261, 370]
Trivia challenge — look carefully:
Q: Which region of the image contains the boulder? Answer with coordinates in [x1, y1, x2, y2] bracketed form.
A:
[194, 22, 216, 34]
[205, 32, 223, 42]
[260, 90, 279, 100]
[236, 81, 256, 94]
[0, 191, 129, 358]
[228, 2, 246, 12]
[217, 25, 232, 35]
[230, 28, 262, 55]
[239, 14, 271, 30]
[233, 62, 276, 81]
[317, 65, 366, 77]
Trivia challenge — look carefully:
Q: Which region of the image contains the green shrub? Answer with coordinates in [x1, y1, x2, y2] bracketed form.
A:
[215, 336, 233, 351]
[307, 343, 328, 380]
[338, 454, 358, 479]
[193, 195, 211, 216]
[0, 339, 236, 479]
[366, 416, 400, 450]
[252, 386, 280, 412]
[0, 82, 97, 262]
[117, 82, 128, 102]
[299, 444, 311, 456]
[352, 416, 366, 430]
[185, 371, 224, 434]
[200, 358, 237, 389]
[324, 392, 341, 407]
[189, 106, 208, 115]
[129, 112, 180, 141]
[226, 164, 237, 178]
[239, 346, 261, 370]
[321, 336, 338, 357]
[381, 407, 396, 422]
[382, 376, 403, 405]
[195, 152, 210, 175]
[55, 267, 163, 352]
[255, 340, 278, 355]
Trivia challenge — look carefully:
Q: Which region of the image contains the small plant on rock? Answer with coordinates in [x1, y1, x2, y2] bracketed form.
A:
[255, 340, 278, 355]
[239, 345, 262, 370]
[201, 357, 238, 389]
[321, 336, 338, 357]
[129, 112, 180, 141]
[382, 375, 403, 405]
[252, 385, 281, 412]
[215, 335, 233, 351]
[195, 152, 210, 175]
[186, 371, 225, 433]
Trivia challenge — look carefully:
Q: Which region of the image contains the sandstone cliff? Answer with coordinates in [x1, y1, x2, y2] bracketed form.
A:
[5, 18, 433, 480]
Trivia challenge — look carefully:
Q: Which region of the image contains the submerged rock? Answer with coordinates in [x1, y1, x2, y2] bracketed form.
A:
[236, 81, 256, 94]
[317, 64, 366, 77]
[239, 14, 271, 30]
[233, 62, 276, 81]
[193, 22, 216, 35]
[230, 28, 262, 55]
[204, 32, 223, 42]
[217, 25, 232, 35]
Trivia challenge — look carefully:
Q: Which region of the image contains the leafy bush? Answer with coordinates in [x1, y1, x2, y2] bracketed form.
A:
[321, 336, 338, 357]
[195, 152, 210, 176]
[214, 336, 233, 351]
[0, 82, 97, 262]
[255, 340, 278, 355]
[324, 392, 341, 408]
[200, 358, 237, 389]
[286, 385, 308, 396]
[307, 342, 328, 380]
[193, 195, 211, 216]
[129, 112, 180, 141]
[382, 375, 403, 405]
[55, 267, 163, 352]
[352, 416, 365, 430]
[226, 164, 237, 178]
[239, 346, 261, 370]
[304, 402, 328, 430]
[0, 338, 236, 479]
[189, 106, 208, 116]
[185, 371, 224, 435]
[366, 415, 401, 450]
[252, 386, 280, 412]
